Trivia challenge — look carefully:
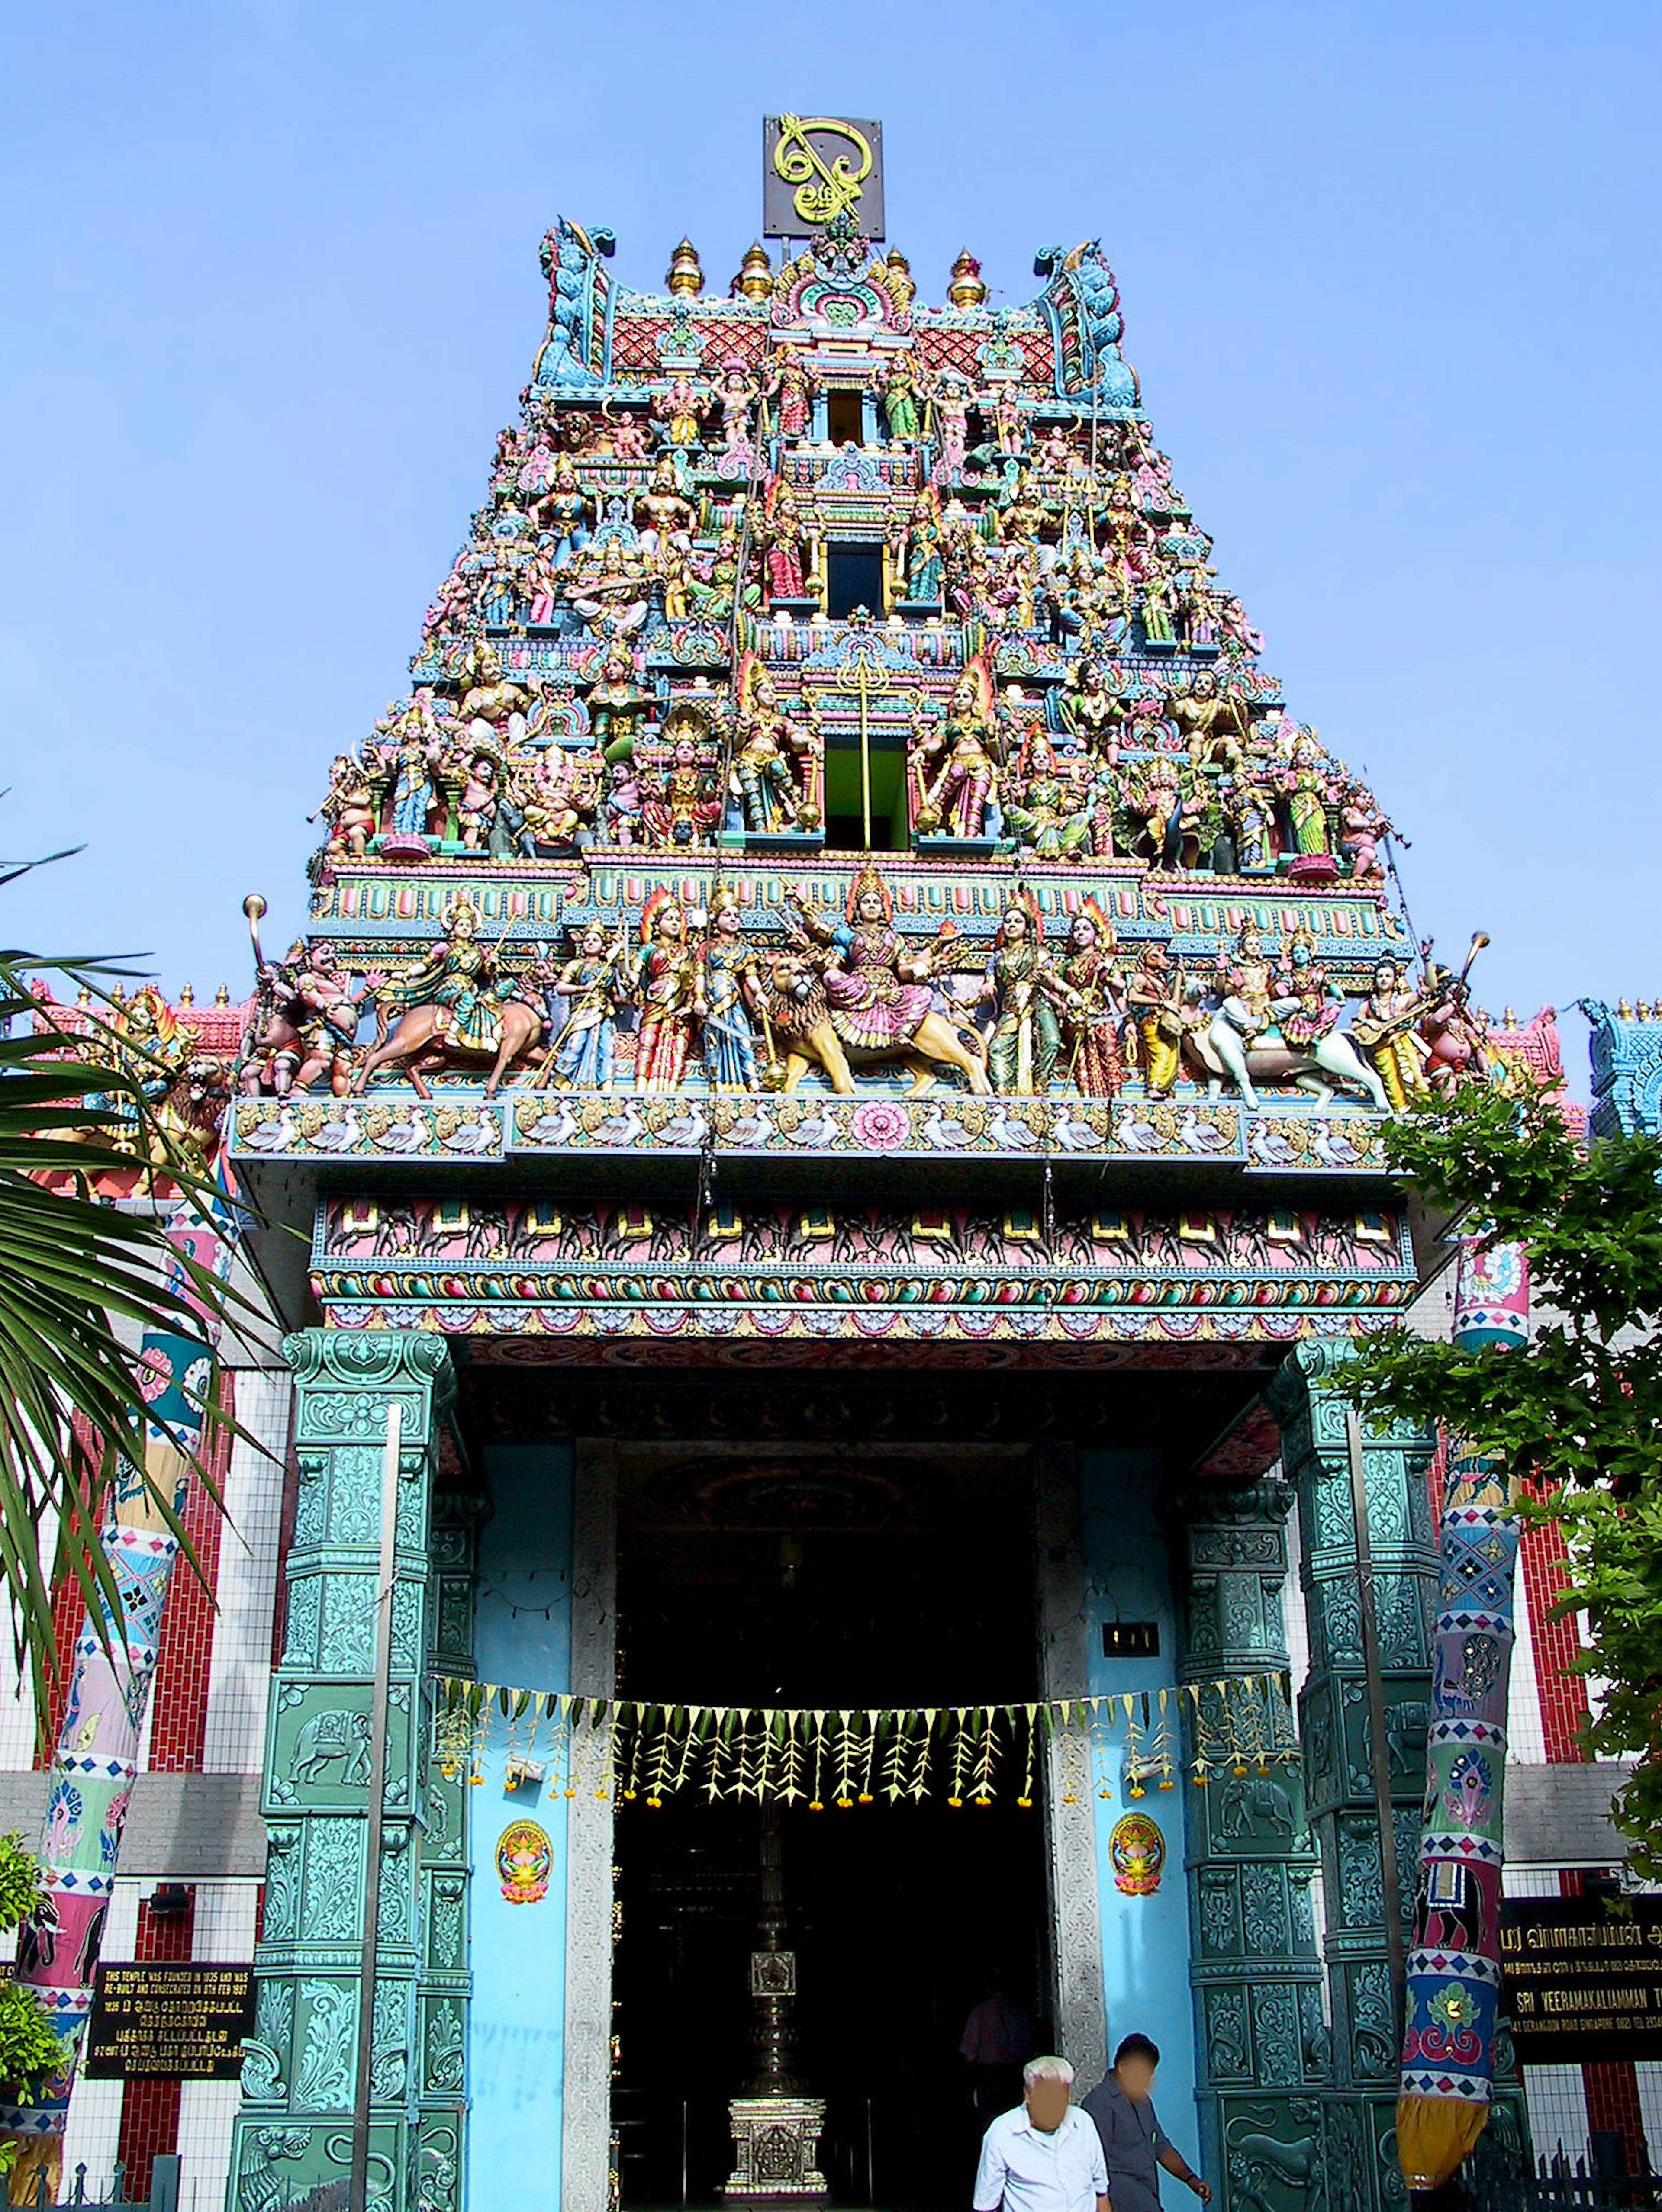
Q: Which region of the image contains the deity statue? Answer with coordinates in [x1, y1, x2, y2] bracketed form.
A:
[317, 752, 383, 862]
[685, 531, 761, 625]
[1351, 955, 1431, 1112]
[356, 897, 542, 1096]
[540, 922, 630, 1091]
[993, 388, 1027, 458]
[1055, 900, 1126, 1096]
[997, 471, 1047, 550]
[1125, 755, 1181, 866]
[1059, 662, 1123, 761]
[785, 865, 990, 1094]
[451, 739, 532, 858]
[640, 734, 721, 849]
[633, 892, 704, 1091]
[715, 358, 761, 466]
[1274, 929, 1345, 1048]
[457, 645, 534, 740]
[1339, 783, 1388, 880]
[1170, 672, 1247, 776]
[242, 942, 366, 1097]
[766, 348, 819, 440]
[900, 490, 945, 604]
[531, 459, 593, 569]
[562, 537, 651, 637]
[1002, 734, 1092, 861]
[980, 895, 1063, 1094]
[1277, 729, 1336, 858]
[730, 661, 822, 836]
[930, 373, 970, 481]
[758, 478, 810, 602]
[879, 355, 920, 443]
[634, 456, 696, 557]
[1121, 943, 1188, 1097]
[380, 696, 448, 841]
[699, 889, 763, 1092]
[585, 644, 653, 759]
[912, 666, 1000, 840]
[516, 740, 599, 851]
[653, 378, 709, 447]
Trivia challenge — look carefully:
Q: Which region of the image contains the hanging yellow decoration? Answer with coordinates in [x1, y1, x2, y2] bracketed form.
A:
[432, 1674, 1298, 1808]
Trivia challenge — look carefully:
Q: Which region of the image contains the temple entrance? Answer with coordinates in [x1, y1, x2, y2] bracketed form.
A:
[611, 1450, 1050, 2209]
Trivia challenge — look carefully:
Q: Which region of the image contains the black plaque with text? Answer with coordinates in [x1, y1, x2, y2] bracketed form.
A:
[1500, 1896, 1662, 2063]
[84, 1962, 255, 2080]
[763, 116, 883, 241]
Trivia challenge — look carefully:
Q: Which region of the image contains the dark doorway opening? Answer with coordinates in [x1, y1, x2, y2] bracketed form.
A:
[825, 389, 864, 446]
[612, 1453, 1049, 2211]
[824, 543, 884, 621]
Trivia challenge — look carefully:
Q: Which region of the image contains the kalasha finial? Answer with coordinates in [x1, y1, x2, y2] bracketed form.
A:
[947, 249, 987, 309]
[884, 247, 915, 312]
[667, 238, 704, 297]
[733, 241, 773, 301]
[178, 982, 194, 1007]
[214, 983, 229, 1006]
[1619, 997, 1635, 1019]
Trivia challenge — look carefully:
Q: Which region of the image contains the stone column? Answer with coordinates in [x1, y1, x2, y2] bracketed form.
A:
[230, 1329, 454, 2212]
[1172, 1477, 1325, 2206]
[563, 1440, 618, 2212]
[1269, 1341, 1437, 2212]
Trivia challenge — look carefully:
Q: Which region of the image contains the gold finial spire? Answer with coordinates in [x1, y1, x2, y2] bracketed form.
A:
[667, 238, 704, 297]
[214, 983, 230, 1006]
[883, 246, 915, 312]
[733, 241, 773, 301]
[947, 249, 987, 309]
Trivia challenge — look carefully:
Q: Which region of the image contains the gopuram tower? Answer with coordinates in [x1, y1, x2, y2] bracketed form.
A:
[224, 119, 1497, 2212]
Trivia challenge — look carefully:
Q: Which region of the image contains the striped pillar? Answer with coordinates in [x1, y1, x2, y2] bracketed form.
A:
[0, 1221, 222, 2201]
[1396, 1237, 1529, 2191]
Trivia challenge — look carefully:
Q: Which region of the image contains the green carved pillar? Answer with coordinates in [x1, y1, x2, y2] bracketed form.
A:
[1173, 1477, 1326, 2208]
[1269, 1342, 1437, 2212]
[230, 1329, 456, 2212]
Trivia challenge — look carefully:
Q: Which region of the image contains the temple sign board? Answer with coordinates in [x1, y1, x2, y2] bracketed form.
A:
[763, 115, 884, 239]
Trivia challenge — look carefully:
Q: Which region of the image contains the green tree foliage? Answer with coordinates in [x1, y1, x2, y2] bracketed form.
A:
[1346, 1083, 1662, 1877]
[0, 850, 258, 1728]
[0, 1829, 67, 2153]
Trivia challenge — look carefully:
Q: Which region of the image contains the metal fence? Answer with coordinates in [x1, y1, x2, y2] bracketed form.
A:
[19, 2155, 179, 2212]
[1471, 2138, 1662, 2212]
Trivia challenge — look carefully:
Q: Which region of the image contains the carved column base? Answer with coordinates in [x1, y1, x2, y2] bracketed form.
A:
[723, 2096, 828, 2202]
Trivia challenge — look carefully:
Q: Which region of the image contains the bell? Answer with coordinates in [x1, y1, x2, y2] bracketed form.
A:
[947, 249, 987, 310]
[733, 241, 773, 302]
[666, 238, 703, 297]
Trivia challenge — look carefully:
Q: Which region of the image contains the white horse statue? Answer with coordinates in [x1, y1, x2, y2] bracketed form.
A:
[1185, 990, 1388, 1112]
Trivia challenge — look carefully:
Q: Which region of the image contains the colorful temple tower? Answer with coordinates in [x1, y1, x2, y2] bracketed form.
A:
[210, 122, 1511, 2212]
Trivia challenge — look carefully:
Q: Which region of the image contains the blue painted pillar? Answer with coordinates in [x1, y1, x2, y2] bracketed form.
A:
[466, 1443, 575, 2212]
[1077, 1451, 1200, 2152]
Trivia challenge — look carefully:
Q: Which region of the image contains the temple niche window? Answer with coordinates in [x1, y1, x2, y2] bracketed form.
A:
[823, 542, 883, 620]
[824, 388, 863, 445]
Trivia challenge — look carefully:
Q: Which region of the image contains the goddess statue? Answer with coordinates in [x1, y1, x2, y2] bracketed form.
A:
[1059, 662, 1123, 760]
[1002, 735, 1092, 861]
[563, 537, 651, 638]
[1277, 730, 1335, 858]
[640, 736, 721, 850]
[633, 893, 704, 1091]
[1352, 955, 1431, 1112]
[699, 889, 763, 1092]
[900, 492, 945, 603]
[653, 378, 708, 447]
[879, 355, 920, 443]
[979, 895, 1063, 1095]
[766, 348, 818, 440]
[585, 645, 653, 759]
[541, 922, 630, 1091]
[1055, 902, 1126, 1096]
[758, 479, 809, 602]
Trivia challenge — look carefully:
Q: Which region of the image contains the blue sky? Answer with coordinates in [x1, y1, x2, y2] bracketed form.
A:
[2, 2, 1655, 1079]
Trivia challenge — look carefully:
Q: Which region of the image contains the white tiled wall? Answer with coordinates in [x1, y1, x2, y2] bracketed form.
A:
[177, 1882, 262, 2212]
[201, 1368, 290, 1775]
[58, 1882, 142, 2195]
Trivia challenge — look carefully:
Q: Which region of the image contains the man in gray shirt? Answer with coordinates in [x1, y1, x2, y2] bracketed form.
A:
[1080, 2035, 1211, 2212]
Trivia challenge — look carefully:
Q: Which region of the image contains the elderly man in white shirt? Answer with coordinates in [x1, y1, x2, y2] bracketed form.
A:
[973, 2055, 1110, 2212]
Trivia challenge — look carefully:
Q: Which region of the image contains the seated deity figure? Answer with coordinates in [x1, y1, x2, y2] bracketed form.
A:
[562, 536, 651, 638]
[634, 457, 696, 558]
[1002, 735, 1092, 862]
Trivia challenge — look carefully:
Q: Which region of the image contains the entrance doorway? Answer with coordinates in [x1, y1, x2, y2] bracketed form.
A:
[611, 1453, 1050, 2210]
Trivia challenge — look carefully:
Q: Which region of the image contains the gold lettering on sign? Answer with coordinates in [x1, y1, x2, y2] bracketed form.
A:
[771, 116, 874, 228]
